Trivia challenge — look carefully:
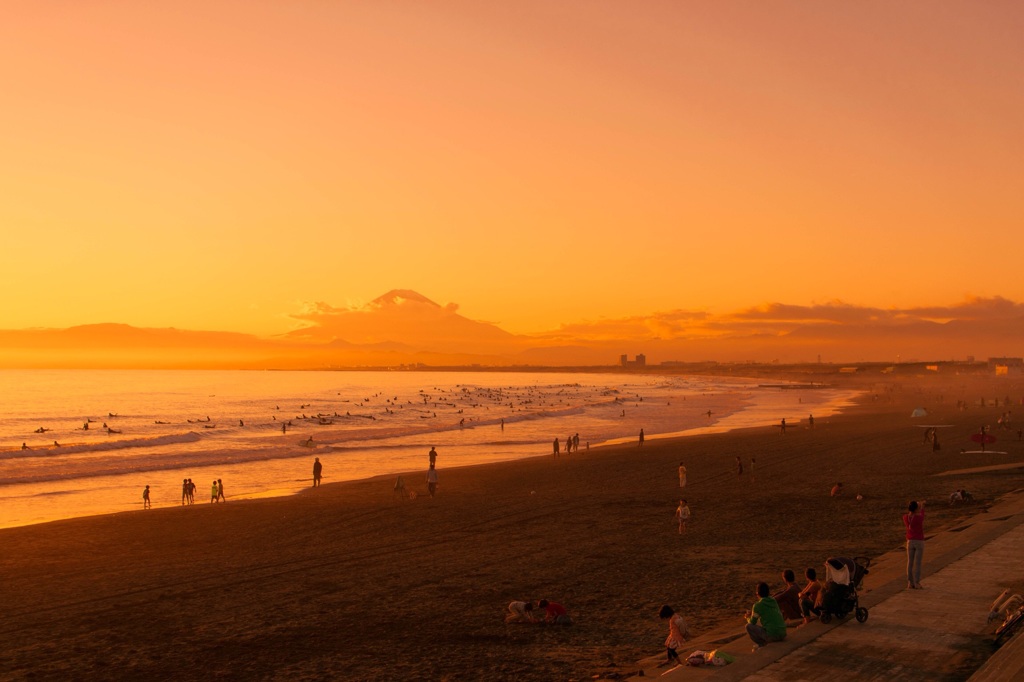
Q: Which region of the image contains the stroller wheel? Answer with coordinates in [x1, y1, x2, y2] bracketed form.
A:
[856, 607, 869, 623]
[820, 612, 832, 624]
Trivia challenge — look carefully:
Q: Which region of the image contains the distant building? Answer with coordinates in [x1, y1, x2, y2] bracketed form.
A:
[989, 357, 1023, 368]
[620, 354, 646, 368]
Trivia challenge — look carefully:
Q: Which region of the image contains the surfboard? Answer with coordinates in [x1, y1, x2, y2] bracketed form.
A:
[962, 450, 1009, 455]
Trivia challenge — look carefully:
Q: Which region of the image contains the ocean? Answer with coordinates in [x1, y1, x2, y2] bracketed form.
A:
[0, 369, 859, 528]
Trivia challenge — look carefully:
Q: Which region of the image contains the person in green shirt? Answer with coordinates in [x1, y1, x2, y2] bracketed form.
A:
[745, 582, 787, 649]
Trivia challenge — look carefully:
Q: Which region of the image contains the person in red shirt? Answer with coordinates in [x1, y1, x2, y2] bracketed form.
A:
[903, 500, 926, 589]
[537, 599, 572, 625]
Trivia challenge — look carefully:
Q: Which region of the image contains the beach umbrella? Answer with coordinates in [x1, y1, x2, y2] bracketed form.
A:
[911, 407, 928, 418]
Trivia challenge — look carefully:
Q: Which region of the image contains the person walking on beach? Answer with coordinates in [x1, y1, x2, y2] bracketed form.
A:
[657, 605, 689, 668]
[808, 414, 814, 429]
[187, 479, 196, 504]
[553, 437, 560, 458]
[745, 582, 787, 650]
[426, 463, 439, 498]
[903, 500, 926, 589]
[678, 462, 687, 488]
[217, 479, 225, 502]
[312, 457, 322, 488]
[210, 480, 219, 503]
[638, 428, 644, 447]
[676, 499, 690, 534]
[428, 446, 437, 467]
[780, 418, 786, 434]
[142, 485, 151, 509]
[182, 479, 189, 506]
[736, 456, 743, 477]
[573, 433, 579, 451]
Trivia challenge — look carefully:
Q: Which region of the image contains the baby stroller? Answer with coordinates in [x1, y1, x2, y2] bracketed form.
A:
[819, 556, 870, 624]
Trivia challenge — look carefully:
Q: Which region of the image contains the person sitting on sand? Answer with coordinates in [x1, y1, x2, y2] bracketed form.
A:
[657, 604, 689, 667]
[505, 600, 536, 623]
[773, 569, 802, 621]
[745, 582, 787, 650]
[538, 599, 572, 625]
[798, 567, 823, 624]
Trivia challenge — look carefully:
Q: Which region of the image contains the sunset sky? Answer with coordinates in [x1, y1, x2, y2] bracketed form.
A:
[2, 2, 1022, 341]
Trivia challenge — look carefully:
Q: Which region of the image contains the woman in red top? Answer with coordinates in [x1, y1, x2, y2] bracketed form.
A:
[903, 500, 926, 589]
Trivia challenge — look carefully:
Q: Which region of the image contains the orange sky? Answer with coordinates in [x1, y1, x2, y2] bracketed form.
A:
[2, 2, 1022, 339]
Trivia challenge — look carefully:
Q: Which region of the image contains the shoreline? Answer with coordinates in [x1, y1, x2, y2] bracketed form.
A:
[2, 371, 1023, 680]
[0, 378, 859, 531]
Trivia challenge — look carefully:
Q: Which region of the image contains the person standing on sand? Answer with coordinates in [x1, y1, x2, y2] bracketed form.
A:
[187, 479, 196, 505]
[217, 479, 225, 502]
[780, 418, 786, 434]
[638, 428, 644, 447]
[903, 500, 926, 589]
[211, 480, 219, 503]
[182, 478, 189, 506]
[312, 457, 322, 487]
[428, 446, 437, 467]
[808, 414, 814, 429]
[736, 456, 743, 477]
[426, 463, 439, 498]
[553, 437, 559, 458]
[657, 605, 689, 667]
[676, 499, 690, 534]
[142, 485, 151, 509]
[678, 462, 687, 488]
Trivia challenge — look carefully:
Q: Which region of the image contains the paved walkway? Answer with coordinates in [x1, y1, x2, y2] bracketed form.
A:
[628, 488, 1024, 681]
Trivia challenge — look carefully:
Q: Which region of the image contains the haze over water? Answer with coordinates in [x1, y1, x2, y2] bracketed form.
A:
[0, 370, 858, 529]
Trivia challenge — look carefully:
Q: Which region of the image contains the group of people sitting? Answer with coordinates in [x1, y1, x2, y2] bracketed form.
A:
[746, 559, 856, 649]
[504, 599, 573, 625]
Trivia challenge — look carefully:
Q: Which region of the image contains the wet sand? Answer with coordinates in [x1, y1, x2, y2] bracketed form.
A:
[2, 370, 1023, 681]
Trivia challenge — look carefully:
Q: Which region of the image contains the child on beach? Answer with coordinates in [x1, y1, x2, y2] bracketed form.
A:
[658, 605, 690, 667]
[505, 601, 536, 623]
[676, 499, 691, 534]
[142, 485, 150, 509]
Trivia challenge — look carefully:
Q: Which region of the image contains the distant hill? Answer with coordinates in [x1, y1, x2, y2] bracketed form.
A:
[0, 291, 1019, 368]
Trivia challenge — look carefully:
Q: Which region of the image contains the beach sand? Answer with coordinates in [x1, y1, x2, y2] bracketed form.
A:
[2, 370, 1023, 681]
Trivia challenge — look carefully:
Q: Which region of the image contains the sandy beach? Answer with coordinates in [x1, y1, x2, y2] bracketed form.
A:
[2, 369, 1023, 681]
